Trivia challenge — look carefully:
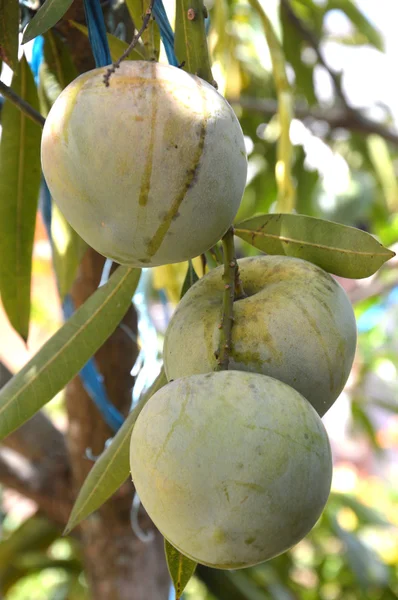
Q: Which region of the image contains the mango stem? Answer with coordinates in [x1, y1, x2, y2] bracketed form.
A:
[215, 228, 244, 370]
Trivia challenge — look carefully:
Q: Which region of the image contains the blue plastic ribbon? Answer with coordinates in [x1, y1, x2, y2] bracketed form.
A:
[83, 0, 112, 67]
[63, 296, 125, 431]
[152, 1, 179, 66]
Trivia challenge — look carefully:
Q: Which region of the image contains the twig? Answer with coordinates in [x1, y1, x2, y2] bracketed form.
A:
[280, 0, 398, 146]
[229, 97, 398, 146]
[103, 0, 156, 86]
[215, 228, 244, 370]
[281, 0, 346, 106]
[0, 80, 45, 128]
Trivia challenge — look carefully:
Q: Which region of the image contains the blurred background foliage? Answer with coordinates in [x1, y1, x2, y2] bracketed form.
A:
[0, 0, 397, 598]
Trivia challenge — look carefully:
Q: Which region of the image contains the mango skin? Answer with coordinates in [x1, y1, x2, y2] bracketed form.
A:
[41, 61, 247, 267]
[164, 256, 357, 416]
[130, 371, 332, 569]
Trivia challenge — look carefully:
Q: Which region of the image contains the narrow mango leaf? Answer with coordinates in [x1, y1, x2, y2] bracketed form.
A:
[234, 213, 395, 279]
[0, 56, 41, 340]
[174, 0, 213, 83]
[165, 539, 197, 600]
[43, 29, 78, 93]
[331, 517, 389, 588]
[51, 204, 88, 299]
[64, 368, 167, 533]
[280, 2, 316, 105]
[248, 0, 295, 213]
[125, 0, 160, 61]
[330, 492, 390, 527]
[351, 400, 381, 453]
[0, 267, 141, 441]
[0, 0, 19, 70]
[0, 515, 59, 566]
[367, 135, 398, 213]
[180, 260, 199, 298]
[326, 0, 383, 51]
[42, 31, 88, 298]
[22, 0, 74, 44]
[69, 20, 145, 61]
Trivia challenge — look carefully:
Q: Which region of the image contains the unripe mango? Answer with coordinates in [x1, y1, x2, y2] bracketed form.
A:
[130, 371, 332, 568]
[164, 256, 357, 416]
[41, 61, 247, 267]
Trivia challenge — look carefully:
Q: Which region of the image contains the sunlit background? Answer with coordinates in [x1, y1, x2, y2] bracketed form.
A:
[0, 0, 397, 598]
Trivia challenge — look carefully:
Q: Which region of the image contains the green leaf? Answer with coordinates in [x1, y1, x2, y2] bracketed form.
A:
[0, 267, 141, 441]
[248, 0, 295, 213]
[331, 517, 389, 588]
[351, 400, 382, 453]
[22, 0, 74, 44]
[51, 205, 88, 299]
[0, 0, 19, 70]
[330, 492, 390, 527]
[41, 31, 88, 298]
[280, 3, 316, 105]
[69, 20, 145, 61]
[372, 398, 398, 414]
[174, 0, 213, 82]
[43, 29, 78, 93]
[64, 368, 167, 533]
[366, 135, 398, 214]
[165, 539, 197, 600]
[180, 260, 199, 298]
[125, 0, 160, 61]
[0, 515, 59, 566]
[0, 515, 63, 593]
[0, 56, 42, 340]
[234, 213, 395, 279]
[326, 0, 383, 51]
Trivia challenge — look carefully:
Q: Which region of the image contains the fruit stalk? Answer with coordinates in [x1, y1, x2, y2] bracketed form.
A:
[215, 227, 244, 370]
[103, 0, 156, 86]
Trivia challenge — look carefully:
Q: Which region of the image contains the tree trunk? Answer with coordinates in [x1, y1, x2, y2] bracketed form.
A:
[66, 249, 170, 600]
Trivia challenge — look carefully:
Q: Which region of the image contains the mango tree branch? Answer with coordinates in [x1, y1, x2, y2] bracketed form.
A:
[0, 80, 45, 127]
[230, 97, 398, 146]
[280, 0, 398, 146]
[0, 447, 73, 527]
[0, 363, 73, 526]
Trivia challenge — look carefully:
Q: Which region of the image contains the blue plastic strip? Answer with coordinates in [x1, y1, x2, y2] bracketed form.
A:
[40, 178, 52, 238]
[152, 1, 179, 66]
[83, 0, 112, 67]
[31, 35, 44, 84]
[205, 14, 210, 36]
[63, 296, 125, 431]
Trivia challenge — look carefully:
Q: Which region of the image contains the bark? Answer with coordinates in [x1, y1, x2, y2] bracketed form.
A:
[66, 249, 169, 600]
[0, 363, 73, 527]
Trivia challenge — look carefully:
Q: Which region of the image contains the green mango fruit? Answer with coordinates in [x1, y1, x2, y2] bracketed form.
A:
[41, 61, 247, 267]
[164, 256, 357, 416]
[130, 371, 332, 568]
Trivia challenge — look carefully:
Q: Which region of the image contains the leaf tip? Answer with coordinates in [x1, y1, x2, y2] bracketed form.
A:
[21, 27, 34, 46]
[63, 515, 77, 536]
